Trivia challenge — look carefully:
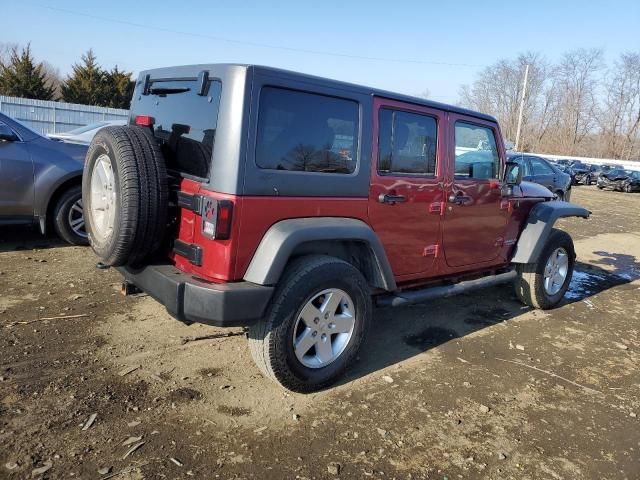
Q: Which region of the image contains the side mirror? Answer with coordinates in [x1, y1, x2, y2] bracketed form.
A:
[0, 124, 18, 142]
[504, 161, 523, 185]
[502, 161, 523, 197]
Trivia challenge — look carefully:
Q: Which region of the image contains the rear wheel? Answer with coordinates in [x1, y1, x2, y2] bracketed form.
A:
[53, 186, 89, 246]
[248, 255, 371, 393]
[514, 229, 575, 309]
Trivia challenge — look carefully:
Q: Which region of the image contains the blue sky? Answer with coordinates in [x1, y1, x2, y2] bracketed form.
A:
[4, 0, 639, 103]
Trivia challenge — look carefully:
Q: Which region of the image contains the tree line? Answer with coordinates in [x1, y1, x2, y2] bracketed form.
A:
[459, 48, 640, 160]
[0, 43, 134, 109]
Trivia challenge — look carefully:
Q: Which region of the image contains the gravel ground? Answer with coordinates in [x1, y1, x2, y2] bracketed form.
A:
[1, 187, 639, 480]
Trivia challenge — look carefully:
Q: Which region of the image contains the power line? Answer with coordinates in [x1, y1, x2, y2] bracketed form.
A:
[21, 2, 483, 68]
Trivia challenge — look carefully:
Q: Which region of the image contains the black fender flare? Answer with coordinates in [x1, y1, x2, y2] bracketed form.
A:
[511, 200, 590, 264]
[243, 217, 397, 291]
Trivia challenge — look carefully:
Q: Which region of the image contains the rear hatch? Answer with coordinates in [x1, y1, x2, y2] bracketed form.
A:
[129, 69, 229, 279]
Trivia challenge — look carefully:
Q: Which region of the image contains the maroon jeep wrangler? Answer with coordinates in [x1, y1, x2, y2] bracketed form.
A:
[82, 64, 589, 392]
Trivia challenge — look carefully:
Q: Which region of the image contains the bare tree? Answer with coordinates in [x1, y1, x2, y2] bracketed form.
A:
[41, 61, 62, 100]
[459, 52, 548, 150]
[599, 52, 640, 159]
[551, 48, 604, 154]
[0, 42, 19, 66]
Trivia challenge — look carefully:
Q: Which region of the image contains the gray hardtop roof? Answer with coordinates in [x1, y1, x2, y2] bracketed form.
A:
[139, 63, 497, 123]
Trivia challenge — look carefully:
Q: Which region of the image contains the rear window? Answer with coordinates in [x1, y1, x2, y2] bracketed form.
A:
[255, 87, 359, 174]
[132, 78, 222, 179]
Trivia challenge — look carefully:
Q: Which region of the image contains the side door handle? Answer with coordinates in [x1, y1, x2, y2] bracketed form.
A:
[447, 192, 472, 205]
[378, 193, 406, 205]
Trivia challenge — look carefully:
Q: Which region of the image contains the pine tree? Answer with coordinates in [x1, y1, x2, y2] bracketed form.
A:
[61, 49, 107, 106]
[0, 44, 55, 100]
[104, 66, 135, 109]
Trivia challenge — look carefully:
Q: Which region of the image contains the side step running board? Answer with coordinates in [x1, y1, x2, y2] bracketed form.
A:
[376, 269, 517, 308]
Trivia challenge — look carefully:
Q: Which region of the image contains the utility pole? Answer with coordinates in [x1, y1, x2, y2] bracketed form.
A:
[514, 64, 529, 152]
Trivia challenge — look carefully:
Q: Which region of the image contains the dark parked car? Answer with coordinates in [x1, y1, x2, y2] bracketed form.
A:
[597, 169, 640, 192]
[0, 112, 88, 244]
[507, 153, 572, 200]
[569, 162, 596, 185]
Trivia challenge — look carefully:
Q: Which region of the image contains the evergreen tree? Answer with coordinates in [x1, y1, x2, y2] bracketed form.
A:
[0, 44, 55, 100]
[61, 49, 107, 105]
[104, 66, 135, 109]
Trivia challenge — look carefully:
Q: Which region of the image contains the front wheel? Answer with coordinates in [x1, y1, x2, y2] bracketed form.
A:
[53, 186, 89, 246]
[248, 255, 372, 393]
[514, 229, 575, 309]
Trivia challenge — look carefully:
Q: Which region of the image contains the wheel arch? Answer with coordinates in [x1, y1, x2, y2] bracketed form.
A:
[38, 173, 83, 234]
[243, 217, 397, 291]
[511, 200, 589, 264]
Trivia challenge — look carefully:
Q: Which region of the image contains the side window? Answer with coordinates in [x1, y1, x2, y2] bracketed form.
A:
[454, 122, 500, 180]
[255, 87, 359, 174]
[0, 121, 19, 141]
[530, 157, 554, 175]
[378, 108, 437, 175]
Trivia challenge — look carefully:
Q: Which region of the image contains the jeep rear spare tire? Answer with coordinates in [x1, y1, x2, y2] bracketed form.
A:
[248, 255, 372, 393]
[82, 126, 168, 267]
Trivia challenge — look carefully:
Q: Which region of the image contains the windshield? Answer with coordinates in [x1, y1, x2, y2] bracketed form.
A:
[10, 116, 42, 137]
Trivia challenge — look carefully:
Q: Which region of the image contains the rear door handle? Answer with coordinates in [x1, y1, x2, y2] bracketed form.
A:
[378, 193, 406, 204]
[448, 192, 472, 205]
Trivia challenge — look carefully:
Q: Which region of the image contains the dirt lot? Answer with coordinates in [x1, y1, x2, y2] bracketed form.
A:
[1, 187, 639, 480]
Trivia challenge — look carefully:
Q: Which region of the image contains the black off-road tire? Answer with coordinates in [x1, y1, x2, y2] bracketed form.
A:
[82, 126, 168, 267]
[248, 255, 372, 393]
[53, 186, 89, 246]
[514, 228, 575, 310]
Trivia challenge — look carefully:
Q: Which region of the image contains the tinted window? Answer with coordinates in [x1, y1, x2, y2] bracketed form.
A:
[133, 79, 222, 179]
[454, 122, 500, 179]
[529, 157, 554, 176]
[256, 87, 358, 174]
[378, 109, 437, 175]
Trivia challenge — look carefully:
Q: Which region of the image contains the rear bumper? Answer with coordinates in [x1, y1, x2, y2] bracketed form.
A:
[116, 264, 274, 327]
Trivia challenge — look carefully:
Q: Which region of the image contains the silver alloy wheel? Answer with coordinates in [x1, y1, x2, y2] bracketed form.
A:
[89, 154, 116, 242]
[292, 288, 356, 369]
[543, 247, 569, 295]
[68, 198, 87, 238]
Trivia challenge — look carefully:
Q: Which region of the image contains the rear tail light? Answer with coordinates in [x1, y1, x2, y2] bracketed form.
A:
[201, 198, 233, 240]
[135, 115, 155, 127]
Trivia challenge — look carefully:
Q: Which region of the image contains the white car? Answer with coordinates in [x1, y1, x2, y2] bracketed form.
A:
[48, 119, 127, 145]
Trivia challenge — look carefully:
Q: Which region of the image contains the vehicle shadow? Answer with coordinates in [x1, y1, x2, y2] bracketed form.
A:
[339, 251, 639, 387]
[0, 225, 69, 253]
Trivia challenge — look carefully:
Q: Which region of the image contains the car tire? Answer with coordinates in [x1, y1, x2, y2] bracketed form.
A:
[514, 228, 575, 310]
[53, 186, 89, 246]
[555, 190, 565, 201]
[584, 175, 591, 185]
[625, 184, 632, 193]
[82, 126, 168, 267]
[248, 255, 372, 393]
